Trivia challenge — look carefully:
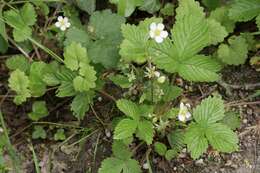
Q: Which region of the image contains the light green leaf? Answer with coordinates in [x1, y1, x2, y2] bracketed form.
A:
[178, 55, 221, 82]
[206, 123, 239, 152]
[64, 42, 89, 71]
[217, 35, 248, 65]
[109, 74, 132, 88]
[220, 111, 241, 130]
[184, 123, 208, 159]
[160, 3, 175, 16]
[116, 99, 140, 120]
[32, 126, 46, 139]
[165, 149, 178, 161]
[76, 0, 96, 14]
[114, 119, 138, 139]
[28, 101, 48, 121]
[29, 62, 47, 97]
[5, 55, 30, 73]
[112, 140, 132, 160]
[139, 0, 161, 14]
[207, 19, 228, 45]
[70, 91, 94, 120]
[229, 0, 260, 22]
[8, 69, 31, 105]
[99, 158, 124, 173]
[64, 27, 91, 48]
[209, 6, 236, 33]
[20, 3, 37, 26]
[193, 96, 225, 124]
[167, 129, 185, 152]
[162, 84, 182, 102]
[154, 142, 167, 156]
[202, 0, 221, 10]
[136, 120, 154, 144]
[122, 159, 141, 173]
[54, 129, 66, 141]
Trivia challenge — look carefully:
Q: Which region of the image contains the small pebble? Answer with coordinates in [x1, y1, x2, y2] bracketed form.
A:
[143, 163, 149, 169]
[243, 119, 248, 124]
[98, 97, 102, 102]
[105, 129, 111, 138]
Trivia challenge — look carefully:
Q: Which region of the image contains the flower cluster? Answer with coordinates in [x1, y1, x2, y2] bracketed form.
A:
[144, 66, 166, 83]
[178, 102, 192, 122]
[55, 16, 71, 31]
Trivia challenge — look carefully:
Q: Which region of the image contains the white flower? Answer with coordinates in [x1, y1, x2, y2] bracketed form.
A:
[157, 76, 166, 83]
[98, 97, 102, 102]
[149, 22, 168, 43]
[145, 66, 161, 79]
[0, 127, 3, 133]
[154, 71, 160, 78]
[178, 102, 191, 122]
[55, 16, 71, 31]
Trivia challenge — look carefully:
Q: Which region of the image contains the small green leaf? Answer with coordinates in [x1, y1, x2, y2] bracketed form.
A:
[64, 27, 91, 48]
[154, 142, 167, 156]
[136, 120, 154, 144]
[167, 129, 185, 152]
[54, 129, 66, 141]
[139, 0, 160, 14]
[160, 3, 175, 16]
[99, 158, 124, 173]
[28, 101, 48, 121]
[114, 119, 138, 139]
[202, 0, 221, 10]
[162, 84, 182, 102]
[217, 35, 248, 65]
[112, 140, 132, 160]
[70, 91, 94, 120]
[165, 149, 178, 161]
[76, 0, 96, 14]
[8, 69, 31, 105]
[32, 126, 46, 139]
[21, 3, 37, 26]
[109, 74, 132, 88]
[5, 55, 30, 73]
[193, 96, 225, 124]
[116, 99, 140, 120]
[220, 112, 241, 130]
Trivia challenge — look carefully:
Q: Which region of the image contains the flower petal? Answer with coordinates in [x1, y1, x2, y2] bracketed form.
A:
[150, 22, 157, 31]
[154, 71, 160, 77]
[157, 23, 165, 31]
[58, 16, 63, 21]
[160, 31, 168, 38]
[180, 102, 185, 109]
[63, 17, 68, 23]
[60, 25, 66, 31]
[157, 76, 166, 83]
[55, 22, 61, 27]
[155, 36, 163, 43]
[149, 30, 155, 38]
[185, 112, 192, 119]
[178, 114, 186, 122]
[66, 22, 71, 28]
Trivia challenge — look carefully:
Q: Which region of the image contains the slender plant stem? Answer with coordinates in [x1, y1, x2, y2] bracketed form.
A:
[146, 147, 153, 173]
[29, 142, 41, 173]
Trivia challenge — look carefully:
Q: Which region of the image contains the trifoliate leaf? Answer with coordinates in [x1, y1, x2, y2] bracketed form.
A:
[109, 74, 132, 88]
[114, 119, 138, 139]
[28, 101, 48, 121]
[32, 126, 46, 139]
[5, 55, 30, 73]
[73, 64, 97, 92]
[54, 129, 66, 141]
[206, 123, 239, 152]
[193, 96, 225, 124]
[154, 142, 167, 156]
[112, 140, 132, 160]
[229, 0, 260, 22]
[217, 35, 248, 65]
[136, 120, 154, 144]
[64, 42, 89, 71]
[8, 69, 31, 105]
[88, 10, 125, 68]
[70, 91, 94, 120]
[139, 0, 160, 14]
[220, 111, 241, 130]
[184, 123, 208, 159]
[120, 17, 162, 63]
[116, 99, 140, 120]
[209, 6, 236, 33]
[76, 0, 96, 14]
[29, 62, 47, 97]
[64, 27, 91, 48]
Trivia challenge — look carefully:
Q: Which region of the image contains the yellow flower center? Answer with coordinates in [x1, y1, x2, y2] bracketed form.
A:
[154, 29, 161, 36]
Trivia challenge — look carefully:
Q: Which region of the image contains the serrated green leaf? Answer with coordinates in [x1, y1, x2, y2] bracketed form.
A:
[165, 149, 178, 161]
[8, 69, 31, 105]
[64, 27, 91, 48]
[42, 61, 60, 86]
[122, 159, 141, 173]
[99, 158, 124, 173]
[139, 0, 160, 14]
[64, 42, 89, 71]
[70, 91, 94, 120]
[184, 123, 208, 159]
[116, 99, 140, 120]
[162, 84, 182, 102]
[76, 0, 96, 14]
[229, 0, 260, 22]
[206, 123, 238, 152]
[29, 62, 47, 97]
[221, 112, 241, 130]
[5, 55, 30, 73]
[120, 17, 162, 63]
[21, 3, 37, 26]
[54, 129, 66, 141]
[28, 101, 48, 121]
[160, 3, 175, 16]
[32, 126, 46, 139]
[114, 118, 138, 139]
[136, 120, 154, 144]
[217, 35, 248, 65]
[112, 140, 132, 160]
[207, 19, 228, 45]
[88, 10, 125, 68]
[167, 129, 185, 152]
[209, 6, 236, 33]
[109, 74, 132, 88]
[193, 96, 225, 124]
[154, 142, 167, 156]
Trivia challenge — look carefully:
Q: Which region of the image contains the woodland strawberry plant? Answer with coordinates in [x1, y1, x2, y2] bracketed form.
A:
[0, 0, 259, 172]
